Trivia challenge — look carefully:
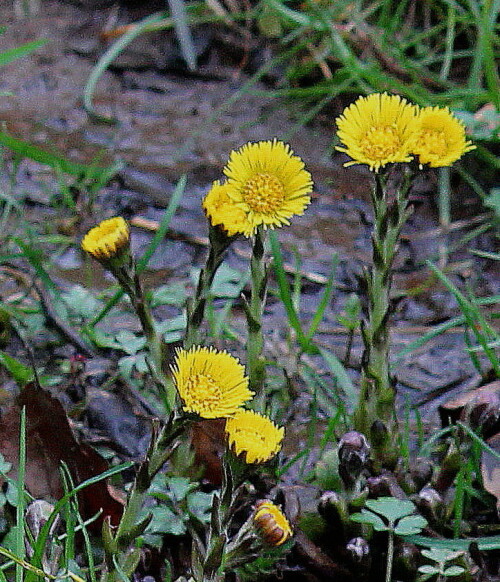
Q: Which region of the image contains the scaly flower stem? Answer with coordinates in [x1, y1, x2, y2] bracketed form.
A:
[353, 170, 413, 439]
[246, 227, 267, 396]
[185, 225, 234, 349]
[196, 456, 246, 582]
[112, 262, 174, 412]
[102, 415, 188, 582]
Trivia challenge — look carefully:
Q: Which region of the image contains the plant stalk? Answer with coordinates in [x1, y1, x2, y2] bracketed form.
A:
[246, 227, 267, 396]
[102, 415, 188, 582]
[112, 262, 174, 411]
[353, 170, 413, 439]
[185, 225, 235, 349]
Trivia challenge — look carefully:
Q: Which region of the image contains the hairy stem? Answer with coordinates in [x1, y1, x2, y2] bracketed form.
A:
[354, 170, 413, 440]
[185, 225, 234, 349]
[246, 227, 267, 396]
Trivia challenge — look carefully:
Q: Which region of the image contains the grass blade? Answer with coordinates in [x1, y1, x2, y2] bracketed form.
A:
[305, 253, 338, 342]
[268, 230, 312, 353]
[0, 39, 46, 67]
[317, 347, 357, 413]
[15, 407, 26, 582]
[166, 0, 197, 71]
[83, 12, 167, 122]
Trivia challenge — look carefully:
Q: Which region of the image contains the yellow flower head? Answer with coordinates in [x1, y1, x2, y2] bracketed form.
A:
[202, 180, 248, 237]
[81, 217, 130, 261]
[171, 346, 253, 419]
[335, 93, 419, 172]
[412, 106, 476, 168]
[221, 139, 313, 236]
[253, 500, 293, 546]
[225, 409, 284, 463]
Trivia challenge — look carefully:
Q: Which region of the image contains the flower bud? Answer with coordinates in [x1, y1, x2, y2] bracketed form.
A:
[81, 217, 130, 263]
[253, 500, 293, 547]
[346, 537, 371, 572]
[338, 431, 370, 487]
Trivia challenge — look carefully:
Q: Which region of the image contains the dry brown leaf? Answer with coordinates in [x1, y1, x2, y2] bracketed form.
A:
[0, 382, 124, 528]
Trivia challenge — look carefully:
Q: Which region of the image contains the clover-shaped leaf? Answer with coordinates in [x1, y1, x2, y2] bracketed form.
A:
[350, 509, 388, 531]
[365, 497, 416, 523]
[394, 514, 427, 536]
[443, 566, 465, 577]
[418, 565, 439, 575]
[421, 548, 464, 563]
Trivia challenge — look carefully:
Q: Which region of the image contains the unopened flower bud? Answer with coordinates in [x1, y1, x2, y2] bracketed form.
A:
[414, 486, 444, 524]
[81, 217, 130, 263]
[338, 431, 370, 486]
[318, 491, 348, 531]
[253, 500, 292, 547]
[346, 537, 371, 572]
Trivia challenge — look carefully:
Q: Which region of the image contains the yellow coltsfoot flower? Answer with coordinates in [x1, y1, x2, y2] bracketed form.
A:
[253, 500, 293, 546]
[171, 346, 253, 419]
[81, 216, 130, 261]
[412, 106, 476, 168]
[335, 92, 419, 172]
[212, 139, 313, 237]
[225, 409, 284, 463]
[202, 180, 248, 237]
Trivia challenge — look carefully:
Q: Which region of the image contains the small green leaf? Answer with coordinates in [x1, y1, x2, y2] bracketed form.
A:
[421, 548, 463, 563]
[350, 510, 388, 531]
[166, 477, 194, 502]
[394, 514, 427, 536]
[187, 491, 214, 523]
[149, 282, 187, 307]
[365, 497, 416, 523]
[145, 505, 186, 536]
[0, 454, 12, 475]
[0, 350, 33, 387]
[418, 565, 439, 575]
[114, 330, 146, 355]
[62, 285, 102, 318]
[443, 566, 465, 576]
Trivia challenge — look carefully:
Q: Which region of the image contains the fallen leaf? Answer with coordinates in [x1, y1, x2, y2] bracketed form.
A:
[0, 382, 124, 528]
[481, 433, 500, 515]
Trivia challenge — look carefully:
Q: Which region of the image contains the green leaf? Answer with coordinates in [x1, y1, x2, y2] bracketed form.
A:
[0, 39, 47, 66]
[484, 188, 500, 220]
[0, 131, 118, 177]
[114, 331, 146, 355]
[208, 263, 249, 298]
[0, 454, 12, 475]
[421, 548, 465, 562]
[418, 565, 439, 575]
[365, 497, 417, 523]
[318, 347, 357, 412]
[443, 566, 465, 576]
[166, 477, 194, 502]
[350, 509, 388, 531]
[407, 534, 500, 551]
[187, 491, 214, 524]
[61, 285, 102, 319]
[394, 514, 427, 536]
[145, 505, 186, 536]
[149, 282, 187, 307]
[0, 350, 33, 387]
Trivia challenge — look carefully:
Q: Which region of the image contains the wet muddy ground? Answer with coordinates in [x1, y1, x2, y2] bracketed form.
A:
[0, 0, 498, 436]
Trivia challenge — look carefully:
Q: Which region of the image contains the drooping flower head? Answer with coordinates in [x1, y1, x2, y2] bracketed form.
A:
[202, 180, 248, 237]
[171, 346, 253, 418]
[411, 106, 476, 168]
[206, 139, 313, 237]
[335, 93, 419, 172]
[81, 216, 130, 261]
[253, 500, 293, 546]
[225, 409, 284, 463]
